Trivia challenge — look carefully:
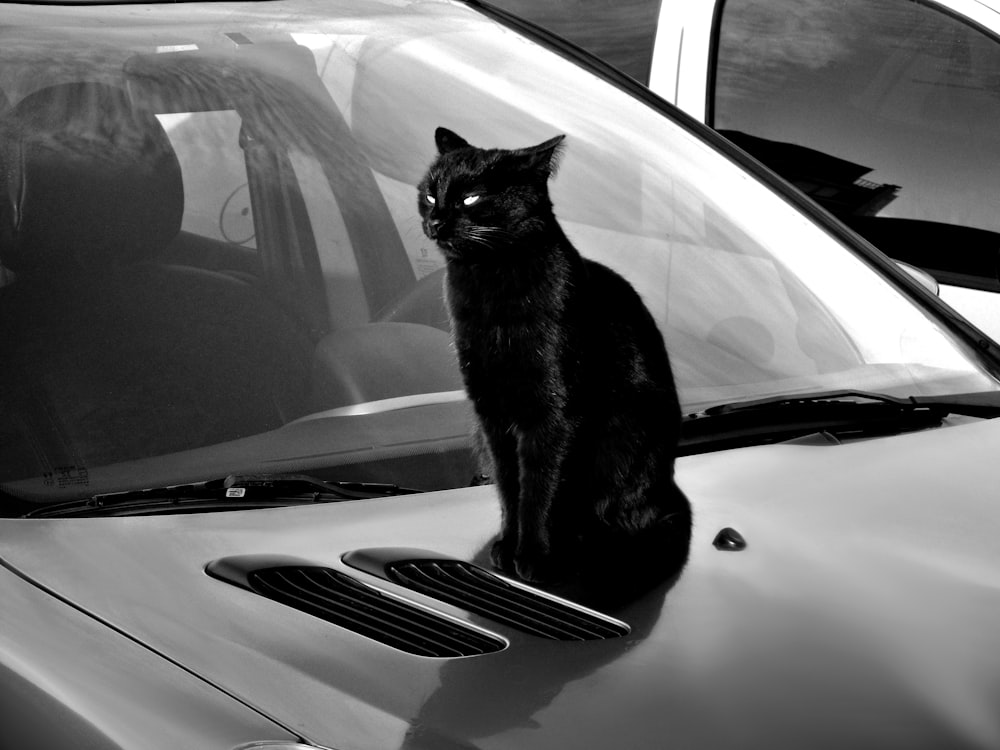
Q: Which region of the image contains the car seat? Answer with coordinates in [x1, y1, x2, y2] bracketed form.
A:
[0, 82, 313, 482]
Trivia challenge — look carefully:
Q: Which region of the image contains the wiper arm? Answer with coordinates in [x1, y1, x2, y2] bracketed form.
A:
[22, 473, 420, 518]
[681, 389, 1000, 454]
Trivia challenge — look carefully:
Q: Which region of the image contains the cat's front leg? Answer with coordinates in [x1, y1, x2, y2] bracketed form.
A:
[478, 422, 521, 574]
[513, 418, 571, 583]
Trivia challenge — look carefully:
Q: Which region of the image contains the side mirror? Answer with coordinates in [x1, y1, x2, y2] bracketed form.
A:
[897, 262, 940, 296]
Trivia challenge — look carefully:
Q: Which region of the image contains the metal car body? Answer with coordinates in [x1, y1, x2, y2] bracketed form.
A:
[492, 0, 1000, 342]
[8, 422, 1000, 749]
[3, 1, 1000, 748]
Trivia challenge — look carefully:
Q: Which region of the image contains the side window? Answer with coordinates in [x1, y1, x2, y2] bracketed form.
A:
[713, 0, 1000, 290]
[157, 111, 256, 248]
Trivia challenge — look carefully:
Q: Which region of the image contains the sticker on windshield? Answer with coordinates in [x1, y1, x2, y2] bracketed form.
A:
[43, 465, 89, 489]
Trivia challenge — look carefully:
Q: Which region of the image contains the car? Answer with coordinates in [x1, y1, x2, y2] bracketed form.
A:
[490, 0, 1000, 342]
[3, 0, 1000, 748]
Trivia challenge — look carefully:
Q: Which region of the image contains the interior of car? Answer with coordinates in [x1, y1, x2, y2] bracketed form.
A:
[0, 45, 469, 489]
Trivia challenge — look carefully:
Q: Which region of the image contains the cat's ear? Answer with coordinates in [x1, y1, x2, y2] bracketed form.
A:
[435, 127, 470, 154]
[515, 134, 566, 179]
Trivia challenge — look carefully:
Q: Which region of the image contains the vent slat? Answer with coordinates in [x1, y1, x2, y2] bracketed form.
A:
[442, 563, 621, 639]
[386, 560, 628, 641]
[261, 570, 472, 658]
[394, 562, 588, 640]
[245, 567, 505, 658]
[397, 563, 557, 638]
[254, 570, 454, 657]
[307, 569, 496, 657]
[401, 562, 612, 639]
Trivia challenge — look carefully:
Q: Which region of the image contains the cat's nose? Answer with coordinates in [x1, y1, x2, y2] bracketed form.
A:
[425, 218, 444, 239]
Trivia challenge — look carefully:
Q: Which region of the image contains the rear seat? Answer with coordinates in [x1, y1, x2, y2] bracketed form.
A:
[0, 82, 313, 479]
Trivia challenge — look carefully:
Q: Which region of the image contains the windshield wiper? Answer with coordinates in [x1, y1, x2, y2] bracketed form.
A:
[681, 389, 1000, 454]
[21, 473, 420, 519]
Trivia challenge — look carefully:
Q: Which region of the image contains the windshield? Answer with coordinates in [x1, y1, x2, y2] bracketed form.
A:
[1, 0, 997, 505]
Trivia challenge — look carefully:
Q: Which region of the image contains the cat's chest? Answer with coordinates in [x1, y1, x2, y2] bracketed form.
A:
[448, 293, 561, 381]
[453, 312, 554, 363]
[445, 262, 561, 319]
[452, 315, 562, 417]
[445, 263, 566, 363]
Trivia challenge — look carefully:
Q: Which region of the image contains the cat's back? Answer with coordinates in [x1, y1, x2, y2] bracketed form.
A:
[571, 257, 668, 362]
[565, 257, 683, 486]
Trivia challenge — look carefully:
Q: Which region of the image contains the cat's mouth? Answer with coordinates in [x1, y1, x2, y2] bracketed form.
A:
[434, 237, 462, 258]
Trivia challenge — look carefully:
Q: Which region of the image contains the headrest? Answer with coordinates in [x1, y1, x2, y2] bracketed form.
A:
[0, 82, 183, 277]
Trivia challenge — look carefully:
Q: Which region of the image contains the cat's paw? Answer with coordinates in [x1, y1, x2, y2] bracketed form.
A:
[490, 536, 517, 573]
[513, 549, 564, 584]
[513, 555, 546, 583]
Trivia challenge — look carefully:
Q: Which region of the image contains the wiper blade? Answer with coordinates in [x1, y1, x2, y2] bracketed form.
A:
[681, 389, 1000, 453]
[697, 389, 914, 416]
[697, 389, 1000, 417]
[22, 473, 420, 518]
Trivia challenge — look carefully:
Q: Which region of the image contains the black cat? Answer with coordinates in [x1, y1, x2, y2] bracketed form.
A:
[418, 127, 691, 591]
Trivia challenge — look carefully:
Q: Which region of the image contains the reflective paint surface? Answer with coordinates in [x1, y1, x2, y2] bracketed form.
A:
[5, 416, 1000, 748]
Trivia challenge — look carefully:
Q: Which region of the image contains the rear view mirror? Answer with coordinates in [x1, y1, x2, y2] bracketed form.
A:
[897, 262, 940, 296]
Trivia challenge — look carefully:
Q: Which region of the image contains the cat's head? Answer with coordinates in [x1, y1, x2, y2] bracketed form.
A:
[417, 127, 565, 260]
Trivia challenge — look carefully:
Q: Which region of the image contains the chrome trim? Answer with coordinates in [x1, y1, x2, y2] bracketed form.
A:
[288, 390, 468, 423]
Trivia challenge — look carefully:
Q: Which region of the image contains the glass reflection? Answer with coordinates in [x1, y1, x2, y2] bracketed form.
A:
[715, 0, 1000, 285]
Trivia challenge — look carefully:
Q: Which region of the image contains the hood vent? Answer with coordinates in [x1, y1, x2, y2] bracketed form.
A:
[343, 549, 630, 641]
[206, 556, 506, 658]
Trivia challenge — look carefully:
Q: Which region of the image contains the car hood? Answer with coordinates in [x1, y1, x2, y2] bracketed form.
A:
[4, 417, 1000, 750]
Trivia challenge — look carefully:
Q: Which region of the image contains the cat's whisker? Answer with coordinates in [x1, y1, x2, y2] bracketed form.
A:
[463, 226, 515, 249]
[460, 234, 494, 250]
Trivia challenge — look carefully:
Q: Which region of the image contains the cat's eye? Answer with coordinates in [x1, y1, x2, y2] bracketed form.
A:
[425, 193, 436, 205]
[462, 194, 482, 206]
